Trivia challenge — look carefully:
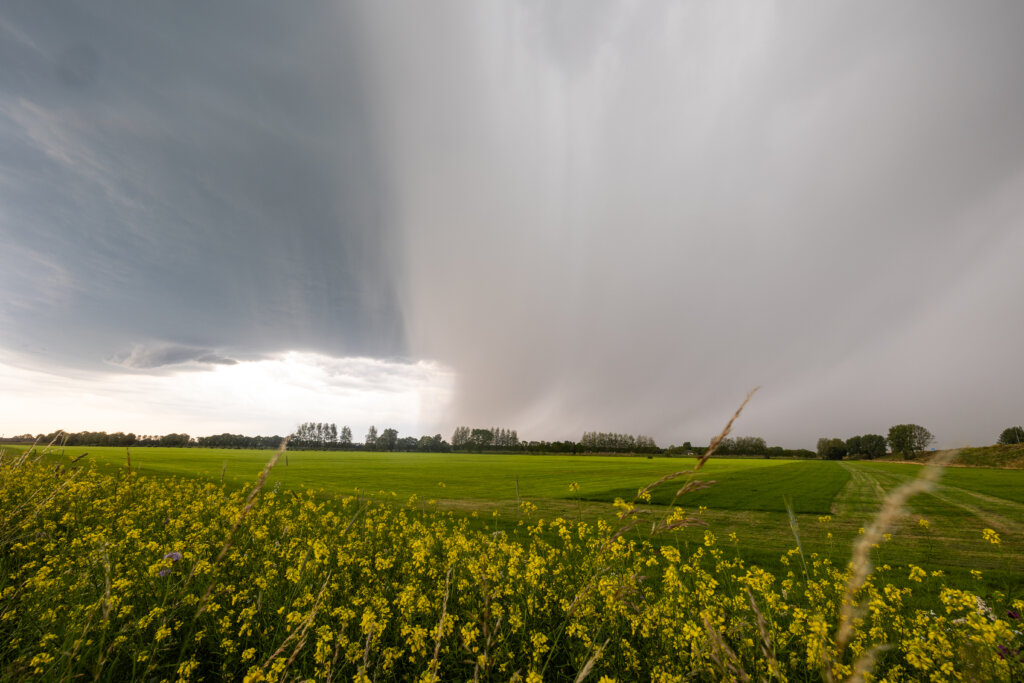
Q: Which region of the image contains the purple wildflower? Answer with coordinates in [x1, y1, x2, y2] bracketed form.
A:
[1008, 609, 1021, 620]
[159, 551, 183, 577]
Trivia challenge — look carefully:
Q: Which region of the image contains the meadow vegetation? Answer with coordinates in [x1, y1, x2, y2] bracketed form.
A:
[2, 430, 1023, 681]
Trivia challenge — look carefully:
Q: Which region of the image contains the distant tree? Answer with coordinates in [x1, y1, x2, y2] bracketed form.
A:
[376, 428, 398, 451]
[998, 426, 1024, 445]
[365, 425, 378, 449]
[451, 426, 471, 451]
[292, 422, 324, 448]
[845, 435, 863, 457]
[733, 436, 767, 455]
[158, 433, 191, 447]
[828, 438, 847, 460]
[887, 424, 934, 458]
[580, 431, 657, 453]
[105, 432, 125, 447]
[636, 435, 658, 451]
[682, 442, 692, 451]
[469, 429, 494, 451]
[396, 435, 418, 451]
[817, 437, 846, 460]
[860, 434, 887, 459]
[339, 425, 353, 447]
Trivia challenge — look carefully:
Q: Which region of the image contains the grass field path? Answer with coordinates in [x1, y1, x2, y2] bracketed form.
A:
[833, 460, 1017, 527]
[831, 462, 897, 517]
[927, 484, 1024, 537]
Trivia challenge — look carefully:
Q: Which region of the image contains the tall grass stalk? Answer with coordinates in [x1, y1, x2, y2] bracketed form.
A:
[829, 451, 952, 679]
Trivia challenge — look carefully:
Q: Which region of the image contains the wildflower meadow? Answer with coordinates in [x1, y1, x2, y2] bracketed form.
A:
[1, 437, 1022, 681]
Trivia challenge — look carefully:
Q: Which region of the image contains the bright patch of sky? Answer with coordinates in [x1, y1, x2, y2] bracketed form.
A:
[0, 351, 453, 439]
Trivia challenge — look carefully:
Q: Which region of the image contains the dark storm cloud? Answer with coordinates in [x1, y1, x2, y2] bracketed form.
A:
[0, 1, 403, 370]
[3, 2, 1024, 447]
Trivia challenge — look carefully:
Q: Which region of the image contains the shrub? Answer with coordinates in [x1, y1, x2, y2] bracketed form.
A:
[998, 426, 1024, 445]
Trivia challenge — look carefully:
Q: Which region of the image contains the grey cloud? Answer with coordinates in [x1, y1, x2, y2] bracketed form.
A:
[1, 1, 403, 370]
[194, 353, 239, 367]
[108, 345, 238, 370]
[54, 43, 98, 87]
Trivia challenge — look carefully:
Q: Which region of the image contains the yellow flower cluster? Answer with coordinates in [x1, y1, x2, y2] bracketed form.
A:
[0, 455, 1019, 681]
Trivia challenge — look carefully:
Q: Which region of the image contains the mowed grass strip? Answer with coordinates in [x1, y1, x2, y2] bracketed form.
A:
[851, 461, 1024, 505]
[940, 466, 1024, 505]
[584, 460, 850, 513]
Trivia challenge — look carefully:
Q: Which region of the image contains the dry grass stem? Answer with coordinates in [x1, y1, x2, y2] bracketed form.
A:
[785, 500, 809, 579]
[703, 615, 751, 682]
[832, 453, 952, 671]
[260, 571, 331, 674]
[675, 479, 716, 497]
[429, 567, 454, 677]
[698, 387, 759, 468]
[644, 388, 758, 537]
[635, 388, 758, 506]
[845, 645, 889, 683]
[361, 623, 374, 672]
[639, 469, 696, 497]
[746, 586, 782, 676]
[651, 516, 706, 535]
[574, 638, 610, 683]
[15, 436, 41, 466]
[31, 432, 64, 463]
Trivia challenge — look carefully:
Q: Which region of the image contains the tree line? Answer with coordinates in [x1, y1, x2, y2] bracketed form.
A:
[816, 424, 931, 460]
[450, 427, 520, 452]
[0, 430, 288, 449]
[578, 432, 658, 454]
[293, 423, 451, 452]
[8, 422, 1023, 456]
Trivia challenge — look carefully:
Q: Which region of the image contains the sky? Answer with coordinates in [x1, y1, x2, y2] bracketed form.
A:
[2, 2, 1023, 448]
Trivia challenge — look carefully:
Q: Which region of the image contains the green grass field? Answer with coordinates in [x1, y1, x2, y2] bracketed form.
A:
[588, 460, 850, 513]
[24, 445, 799, 502]
[10, 444, 1024, 592]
